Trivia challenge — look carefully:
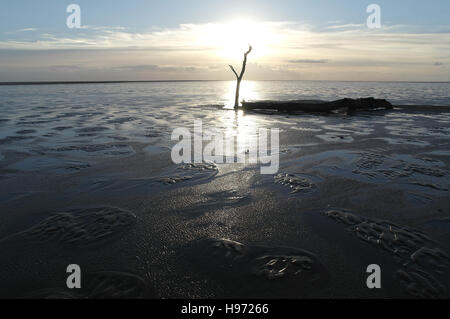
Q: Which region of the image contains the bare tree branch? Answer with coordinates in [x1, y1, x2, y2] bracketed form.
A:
[238, 45, 253, 80]
[229, 65, 239, 79]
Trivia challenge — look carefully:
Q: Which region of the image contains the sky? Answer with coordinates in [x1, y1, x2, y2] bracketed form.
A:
[0, 0, 449, 82]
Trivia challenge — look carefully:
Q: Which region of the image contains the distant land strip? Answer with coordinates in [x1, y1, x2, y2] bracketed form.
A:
[0, 80, 223, 86]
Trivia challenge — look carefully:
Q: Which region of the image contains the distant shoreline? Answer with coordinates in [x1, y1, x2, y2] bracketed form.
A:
[0, 80, 221, 86]
[1, 80, 450, 86]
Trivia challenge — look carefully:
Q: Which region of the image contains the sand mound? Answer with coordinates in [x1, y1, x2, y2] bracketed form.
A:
[1, 206, 136, 247]
[184, 238, 328, 298]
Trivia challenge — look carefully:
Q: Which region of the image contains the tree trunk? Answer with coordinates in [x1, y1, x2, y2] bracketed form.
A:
[234, 79, 241, 109]
[229, 45, 252, 109]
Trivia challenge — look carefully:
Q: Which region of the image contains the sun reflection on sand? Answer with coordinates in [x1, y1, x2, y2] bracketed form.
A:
[215, 83, 263, 158]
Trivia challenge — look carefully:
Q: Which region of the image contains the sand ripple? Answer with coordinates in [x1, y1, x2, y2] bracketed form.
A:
[325, 209, 450, 297]
[274, 173, 317, 194]
[156, 162, 219, 186]
[85, 271, 147, 298]
[1, 206, 136, 247]
[27, 271, 147, 299]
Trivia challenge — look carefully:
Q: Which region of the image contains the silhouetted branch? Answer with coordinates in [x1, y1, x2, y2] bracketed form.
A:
[229, 65, 239, 79]
[239, 45, 252, 80]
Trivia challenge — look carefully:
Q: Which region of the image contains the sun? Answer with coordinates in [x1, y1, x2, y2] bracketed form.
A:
[198, 19, 275, 61]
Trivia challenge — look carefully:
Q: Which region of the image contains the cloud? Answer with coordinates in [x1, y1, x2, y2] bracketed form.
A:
[114, 64, 203, 73]
[18, 28, 38, 32]
[1, 21, 449, 54]
[79, 25, 126, 31]
[0, 21, 449, 81]
[48, 65, 83, 71]
[325, 24, 364, 30]
[288, 59, 329, 64]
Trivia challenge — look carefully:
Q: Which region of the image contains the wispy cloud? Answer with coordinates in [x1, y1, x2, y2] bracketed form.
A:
[325, 24, 364, 30]
[18, 28, 38, 32]
[79, 25, 127, 31]
[288, 59, 329, 64]
[114, 64, 203, 73]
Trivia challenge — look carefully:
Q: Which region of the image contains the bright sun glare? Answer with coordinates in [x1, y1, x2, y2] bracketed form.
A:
[199, 19, 274, 60]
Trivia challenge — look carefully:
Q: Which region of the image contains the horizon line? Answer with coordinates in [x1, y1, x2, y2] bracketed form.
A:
[1, 79, 450, 86]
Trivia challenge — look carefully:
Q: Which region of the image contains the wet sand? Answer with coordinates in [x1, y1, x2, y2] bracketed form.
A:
[0, 105, 449, 298]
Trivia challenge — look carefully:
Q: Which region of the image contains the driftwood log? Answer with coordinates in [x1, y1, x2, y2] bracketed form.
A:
[241, 97, 393, 113]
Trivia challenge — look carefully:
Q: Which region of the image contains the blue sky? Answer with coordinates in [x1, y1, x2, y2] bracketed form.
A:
[1, 0, 449, 81]
[2, 0, 450, 31]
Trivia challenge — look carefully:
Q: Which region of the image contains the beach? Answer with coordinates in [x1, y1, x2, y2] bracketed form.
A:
[0, 80, 449, 298]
